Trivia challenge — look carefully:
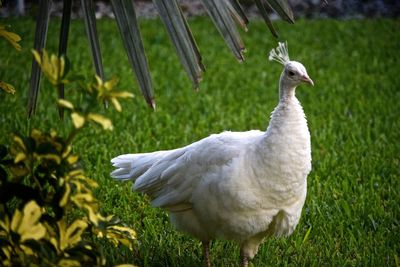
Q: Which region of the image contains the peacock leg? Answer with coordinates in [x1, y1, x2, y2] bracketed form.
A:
[240, 248, 249, 267]
[202, 240, 211, 267]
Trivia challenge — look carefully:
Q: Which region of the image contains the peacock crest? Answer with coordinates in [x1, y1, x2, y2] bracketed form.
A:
[269, 41, 290, 65]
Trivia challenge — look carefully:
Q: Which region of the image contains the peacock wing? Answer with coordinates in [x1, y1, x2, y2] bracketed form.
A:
[133, 132, 246, 211]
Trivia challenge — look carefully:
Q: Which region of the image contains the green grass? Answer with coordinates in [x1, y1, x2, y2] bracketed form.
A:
[1, 17, 399, 266]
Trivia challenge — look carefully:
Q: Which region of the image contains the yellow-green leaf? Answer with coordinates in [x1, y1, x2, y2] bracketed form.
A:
[95, 75, 103, 87]
[87, 113, 113, 130]
[71, 192, 94, 205]
[73, 175, 98, 189]
[104, 230, 133, 250]
[57, 259, 81, 267]
[1, 245, 11, 260]
[111, 98, 122, 112]
[59, 183, 71, 207]
[50, 129, 58, 138]
[50, 237, 59, 252]
[62, 145, 72, 159]
[12, 135, 26, 151]
[67, 154, 79, 164]
[58, 99, 74, 110]
[20, 244, 34, 255]
[104, 77, 118, 90]
[11, 201, 46, 242]
[39, 153, 62, 164]
[110, 91, 134, 99]
[0, 215, 10, 232]
[85, 204, 100, 226]
[30, 128, 43, 140]
[108, 225, 136, 238]
[68, 169, 87, 179]
[9, 164, 29, 177]
[71, 112, 85, 129]
[31, 49, 67, 85]
[0, 26, 21, 51]
[31, 49, 41, 65]
[42, 50, 51, 73]
[96, 230, 104, 238]
[64, 220, 88, 250]
[10, 209, 22, 233]
[14, 152, 26, 163]
[56, 219, 88, 251]
[0, 81, 16, 94]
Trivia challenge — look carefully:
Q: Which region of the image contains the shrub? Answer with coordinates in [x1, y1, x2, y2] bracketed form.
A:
[0, 49, 136, 266]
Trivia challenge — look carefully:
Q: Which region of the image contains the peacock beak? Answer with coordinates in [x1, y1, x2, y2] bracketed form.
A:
[301, 75, 314, 86]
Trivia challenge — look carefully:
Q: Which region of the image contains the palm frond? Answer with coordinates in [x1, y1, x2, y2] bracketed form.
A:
[27, 0, 296, 115]
[81, 0, 108, 107]
[27, 0, 52, 117]
[57, 0, 72, 118]
[111, 0, 155, 108]
[153, 0, 205, 89]
[255, 0, 279, 37]
[201, 0, 245, 62]
[225, 0, 249, 31]
[266, 0, 295, 24]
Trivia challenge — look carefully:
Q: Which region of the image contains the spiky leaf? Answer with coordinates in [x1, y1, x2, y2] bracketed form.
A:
[266, 0, 294, 24]
[225, 0, 249, 31]
[255, 0, 279, 37]
[27, 0, 52, 117]
[80, 0, 106, 109]
[201, 0, 245, 61]
[57, 0, 72, 118]
[153, 0, 205, 89]
[111, 0, 155, 108]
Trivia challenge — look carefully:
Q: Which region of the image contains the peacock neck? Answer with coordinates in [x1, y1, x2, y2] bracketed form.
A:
[279, 73, 296, 103]
[264, 74, 306, 137]
[259, 74, 310, 177]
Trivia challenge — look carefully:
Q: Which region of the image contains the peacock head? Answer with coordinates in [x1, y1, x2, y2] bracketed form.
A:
[269, 42, 314, 87]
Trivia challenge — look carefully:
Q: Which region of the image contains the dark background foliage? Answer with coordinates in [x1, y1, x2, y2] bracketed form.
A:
[1, 0, 400, 18]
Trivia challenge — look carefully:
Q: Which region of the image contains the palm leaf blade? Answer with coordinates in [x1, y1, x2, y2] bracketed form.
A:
[27, 0, 52, 117]
[225, 0, 248, 31]
[80, 0, 105, 79]
[255, 0, 279, 37]
[201, 0, 245, 62]
[153, 0, 204, 89]
[81, 0, 108, 107]
[266, 0, 295, 24]
[57, 0, 72, 118]
[111, 0, 155, 108]
[179, 8, 205, 73]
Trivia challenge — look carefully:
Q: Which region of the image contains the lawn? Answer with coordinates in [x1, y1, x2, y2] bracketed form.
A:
[0, 16, 399, 266]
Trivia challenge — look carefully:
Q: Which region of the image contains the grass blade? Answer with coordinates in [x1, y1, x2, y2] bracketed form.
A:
[110, 0, 155, 108]
[57, 0, 72, 119]
[302, 226, 312, 246]
[153, 0, 204, 89]
[201, 0, 245, 62]
[27, 0, 52, 117]
[225, 0, 248, 31]
[255, 0, 279, 37]
[266, 0, 295, 24]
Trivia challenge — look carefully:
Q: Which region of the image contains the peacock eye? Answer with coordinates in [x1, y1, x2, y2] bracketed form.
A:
[288, 71, 295, 77]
